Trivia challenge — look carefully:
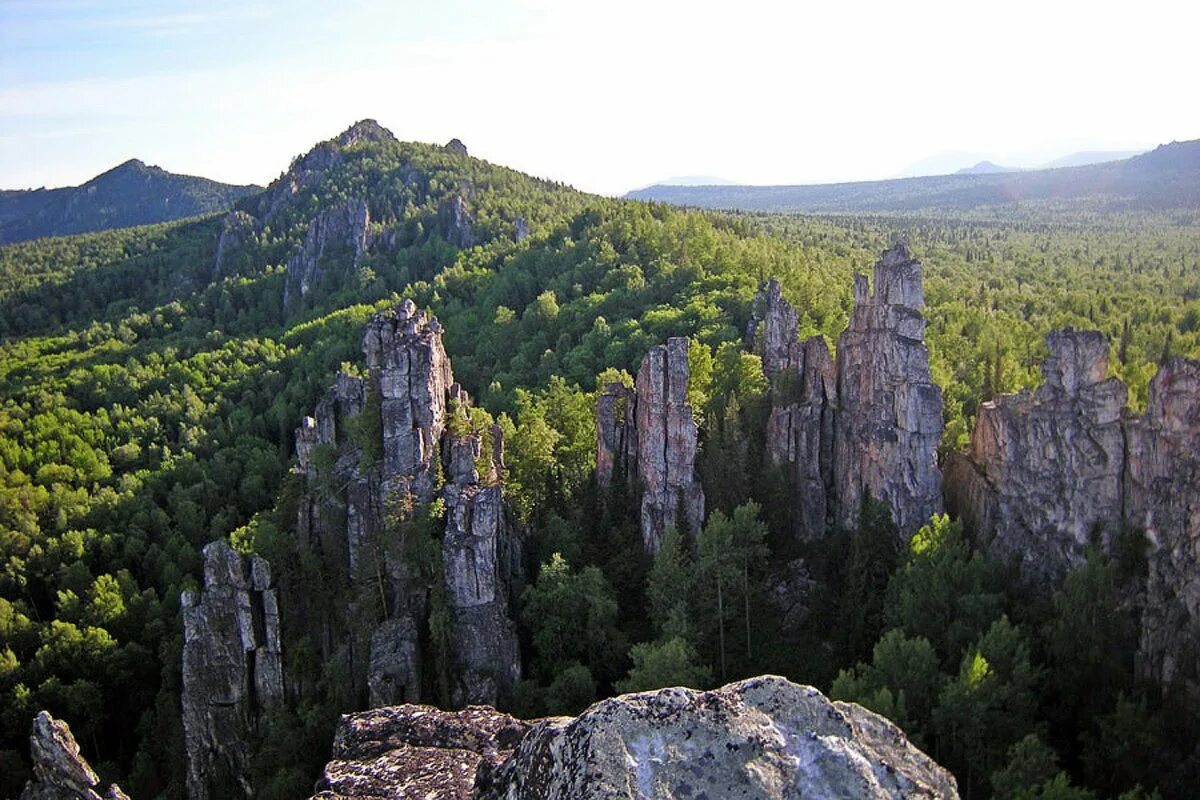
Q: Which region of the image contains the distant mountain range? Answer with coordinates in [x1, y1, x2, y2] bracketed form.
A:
[627, 140, 1200, 215]
[953, 150, 1146, 176]
[0, 160, 260, 245]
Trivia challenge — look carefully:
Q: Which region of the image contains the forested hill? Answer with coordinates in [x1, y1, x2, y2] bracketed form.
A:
[628, 138, 1200, 216]
[0, 159, 260, 244]
[0, 119, 1198, 799]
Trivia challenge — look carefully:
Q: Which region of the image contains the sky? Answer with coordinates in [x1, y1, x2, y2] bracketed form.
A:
[2, 0, 1198, 196]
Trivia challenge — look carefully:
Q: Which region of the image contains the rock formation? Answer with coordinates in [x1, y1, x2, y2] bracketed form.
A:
[755, 282, 838, 542]
[293, 300, 521, 710]
[1123, 358, 1200, 693]
[445, 138, 470, 157]
[944, 330, 1127, 582]
[440, 194, 475, 249]
[308, 676, 957, 800]
[181, 541, 283, 800]
[596, 338, 705, 550]
[283, 197, 370, 309]
[19, 711, 129, 800]
[942, 332, 1200, 692]
[212, 210, 258, 278]
[310, 704, 528, 800]
[834, 244, 944, 536]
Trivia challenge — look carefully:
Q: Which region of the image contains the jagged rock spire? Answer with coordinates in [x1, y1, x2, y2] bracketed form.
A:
[20, 711, 129, 800]
[833, 244, 944, 536]
[292, 300, 521, 710]
[181, 541, 282, 800]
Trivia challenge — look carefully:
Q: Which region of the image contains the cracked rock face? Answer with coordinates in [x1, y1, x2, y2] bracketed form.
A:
[766, 333, 838, 542]
[834, 244, 944, 537]
[440, 194, 475, 249]
[293, 300, 521, 710]
[20, 711, 129, 800]
[283, 197, 370, 309]
[308, 677, 956, 800]
[635, 338, 705, 550]
[1125, 358, 1200, 693]
[595, 338, 705, 551]
[944, 329, 1127, 583]
[484, 675, 958, 800]
[212, 210, 258, 278]
[310, 704, 529, 800]
[180, 541, 282, 800]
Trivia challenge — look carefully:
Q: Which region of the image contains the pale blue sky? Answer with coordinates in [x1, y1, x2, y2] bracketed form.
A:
[2, 0, 1198, 194]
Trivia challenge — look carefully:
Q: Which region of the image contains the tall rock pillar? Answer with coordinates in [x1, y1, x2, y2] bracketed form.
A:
[181, 541, 283, 800]
[833, 244, 944, 537]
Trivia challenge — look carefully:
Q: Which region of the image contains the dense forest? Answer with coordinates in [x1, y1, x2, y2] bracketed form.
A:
[1, 123, 1198, 799]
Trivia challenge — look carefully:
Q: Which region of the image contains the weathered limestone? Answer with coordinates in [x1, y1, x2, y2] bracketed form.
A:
[944, 330, 1127, 582]
[595, 338, 705, 550]
[292, 300, 521, 711]
[283, 197, 371, 309]
[20, 711, 129, 800]
[180, 541, 282, 800]
[834, 244, 944, 536]
[1124, 358, 1200, 693]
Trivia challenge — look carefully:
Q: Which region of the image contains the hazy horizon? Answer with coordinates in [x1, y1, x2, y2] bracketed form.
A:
[2, 0, 1197, 195]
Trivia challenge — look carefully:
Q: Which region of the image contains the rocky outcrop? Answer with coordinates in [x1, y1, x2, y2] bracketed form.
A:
[596, 338, 705, 550]
[752, 280, 838, 543]
[180, 541, 282, 800]
[212, 210, 258, 278]
[1124, 358, 1200, 693]
[293, 300, 521, 710]
[445, 138, 470, 157]
[308, 677, 957, 799]
[19, 711, 128, 800]
[834, 244, 944, 536]
[513, 214, 530, 242]
[944, 330, 1127, 582]
[487, 676, 957, 799]
[283, 197, 370, 309]
[440, 194, 475, 249]
[311, 704, 528, 800]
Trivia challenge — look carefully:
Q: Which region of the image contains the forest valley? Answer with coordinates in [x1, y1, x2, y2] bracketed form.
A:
[1, 121, 1199, 800]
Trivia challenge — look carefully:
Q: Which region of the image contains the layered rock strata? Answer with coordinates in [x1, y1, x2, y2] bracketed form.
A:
[293, 300, 521, 710]
[20, 711, 129, 800]
[180, 541, 282, 800]
[834, 244, 944, 536]
[944, 330, 1127, 582]
[596, 338, 705, 550]
[308, 676, 958, 800]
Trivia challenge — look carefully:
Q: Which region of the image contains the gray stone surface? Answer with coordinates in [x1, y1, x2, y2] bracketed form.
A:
[834, 244, 944, 537]
[484, 675, 957, 799]
[944, 329, 1127, 582]
[283, 196, 371, 309]
[292, 300, 521, 710]
[20, 711, 128, 800]
[310, 704, 528, 800]
[180, 541, 282, 800]
[1124, 358, 1200, 694]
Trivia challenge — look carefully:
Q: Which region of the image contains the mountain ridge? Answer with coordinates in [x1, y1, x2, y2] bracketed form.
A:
[628, 139, 1200, 215]
[0, 159, 261, 244]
